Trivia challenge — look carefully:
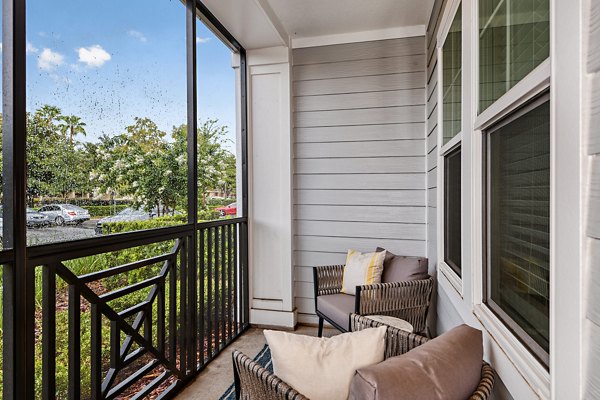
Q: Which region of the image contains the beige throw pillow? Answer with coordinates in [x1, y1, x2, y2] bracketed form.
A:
[341, 249, 386, 295]
[264, 326, 387, 400]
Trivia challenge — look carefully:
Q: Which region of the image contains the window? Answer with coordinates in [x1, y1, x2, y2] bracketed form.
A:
[439, 2, 463, 283]
[442, 4, 462, 144]
[444, 147, 462, 276]
[479, 0, 550, 112]
[26, 0, 188, 246]
[485, 94, 550, 366]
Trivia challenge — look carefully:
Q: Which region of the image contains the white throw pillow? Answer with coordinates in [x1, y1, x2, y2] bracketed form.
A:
[341, 249, 386, 295]
[264, 326, 387, 400]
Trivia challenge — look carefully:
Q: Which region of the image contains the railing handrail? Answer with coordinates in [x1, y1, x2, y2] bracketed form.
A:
[26, 217, 247, 264]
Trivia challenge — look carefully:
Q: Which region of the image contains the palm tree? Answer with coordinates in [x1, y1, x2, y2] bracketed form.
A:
[36, 105, 62, 127]
[58, 115, 87, 144]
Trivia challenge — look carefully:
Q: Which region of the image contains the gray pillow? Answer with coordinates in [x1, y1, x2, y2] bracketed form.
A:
[376, 247, 429, 282]
[349, 324, 484, 400]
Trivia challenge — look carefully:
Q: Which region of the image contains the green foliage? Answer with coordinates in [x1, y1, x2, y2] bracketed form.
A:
[83, 205, 129, 217]
[207, 197, 236, 206]
[101, 210, 220, 234]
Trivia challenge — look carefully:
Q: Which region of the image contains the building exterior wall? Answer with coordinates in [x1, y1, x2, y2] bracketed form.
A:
[291, 37, 428, 325]
[584, 0, 600, 397]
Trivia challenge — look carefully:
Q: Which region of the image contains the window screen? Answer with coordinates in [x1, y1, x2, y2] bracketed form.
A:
[444, 147, 462, 276]
[486, 96, 550, 364]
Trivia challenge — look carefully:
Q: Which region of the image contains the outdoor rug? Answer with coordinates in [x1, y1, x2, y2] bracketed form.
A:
[219, 344, 272, 400]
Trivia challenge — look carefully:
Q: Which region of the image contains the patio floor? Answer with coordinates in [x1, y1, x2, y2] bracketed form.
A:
[175, 324, 338, 399]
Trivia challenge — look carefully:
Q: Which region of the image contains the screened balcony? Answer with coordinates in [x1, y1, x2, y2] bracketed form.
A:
[0, 0, 594, 399]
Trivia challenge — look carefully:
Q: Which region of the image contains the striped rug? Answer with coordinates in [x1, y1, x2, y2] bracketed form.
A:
[219, 345, 272, 400]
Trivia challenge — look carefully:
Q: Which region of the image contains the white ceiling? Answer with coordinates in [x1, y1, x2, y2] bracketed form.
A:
[266, 0, 435, 39]
[201, 0, 435, 50]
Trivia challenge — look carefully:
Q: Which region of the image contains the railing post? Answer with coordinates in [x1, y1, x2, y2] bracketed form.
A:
[3, 0, 33, 397]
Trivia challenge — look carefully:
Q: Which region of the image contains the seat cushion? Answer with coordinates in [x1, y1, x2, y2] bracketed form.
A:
[317, 293, 355, 331]
[376, 247, 429, 282]
[264, 326, 387, 400]
[349, 324, 484, 400]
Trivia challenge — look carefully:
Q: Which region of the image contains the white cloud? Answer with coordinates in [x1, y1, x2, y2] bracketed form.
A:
[0, 43, 2, 52]
[127, 30, 147, 43]
[196, 37, 210, 44]
[77, 45, 111, 67]
[26, 42, 39, 54]
[38, 48, 65, 70]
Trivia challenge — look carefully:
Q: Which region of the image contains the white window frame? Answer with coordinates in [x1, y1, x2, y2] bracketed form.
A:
[437, 0, 463, 297]
[470, 0, 552, 395]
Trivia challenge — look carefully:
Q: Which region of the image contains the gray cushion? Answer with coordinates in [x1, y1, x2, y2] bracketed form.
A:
[376, 247, 429, 283]
[349, 324, 483, 400]
[316, 293, 355, 331]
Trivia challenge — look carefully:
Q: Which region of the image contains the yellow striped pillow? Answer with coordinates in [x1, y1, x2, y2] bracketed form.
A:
[341, 249, 386, 295]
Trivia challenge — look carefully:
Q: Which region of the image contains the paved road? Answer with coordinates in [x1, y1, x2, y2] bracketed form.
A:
[27, 220, 99, 246]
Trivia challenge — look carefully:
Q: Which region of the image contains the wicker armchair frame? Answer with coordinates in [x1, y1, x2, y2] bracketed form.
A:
[232, 314, 495, 400]
[313, 265, 433, 335]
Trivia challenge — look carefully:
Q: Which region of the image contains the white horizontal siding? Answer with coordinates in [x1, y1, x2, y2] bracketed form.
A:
[293, 72, 425, 96]
[295, 123, 424, 142]
[294, 205, 426, 223]
[294, 189, 425, 206]
[295, 140, 424, 158]
[293, 37, 428, 322]
[293, 36, 425, 65]
[293, 54, 425, 81]
[295, 173, 425, 190]
[294, 105, 425, 127]
[294, 89, 425, 112]
[295, 156, 424, 174]
[296, 220, 426, 240]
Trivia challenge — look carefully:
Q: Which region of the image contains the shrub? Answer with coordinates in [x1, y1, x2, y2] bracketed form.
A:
[101, 211, 221, 235]
[206, 197, 236, 206]
[84, 205, 130, 217]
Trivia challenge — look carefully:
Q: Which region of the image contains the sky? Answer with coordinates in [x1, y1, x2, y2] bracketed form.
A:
[13, 0, 238, 151]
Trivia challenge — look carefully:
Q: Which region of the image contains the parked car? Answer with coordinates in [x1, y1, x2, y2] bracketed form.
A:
[38, 204, 90, 226]
[26, 208, 50, 227]
[95, 207, 154, 234]
[215, 202, 237, 217]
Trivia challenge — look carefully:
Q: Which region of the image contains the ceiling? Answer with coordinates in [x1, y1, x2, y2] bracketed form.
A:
[266, 0, 434, 39]
[201, 0, 435, 50]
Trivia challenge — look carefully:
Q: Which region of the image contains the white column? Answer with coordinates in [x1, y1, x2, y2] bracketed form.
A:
[245, 46, 296, 328]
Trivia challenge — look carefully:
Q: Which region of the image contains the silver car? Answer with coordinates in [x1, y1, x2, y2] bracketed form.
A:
[38, 204, 91, 226]
[27, 208, 50, 227]
[95, 207, 153, 234]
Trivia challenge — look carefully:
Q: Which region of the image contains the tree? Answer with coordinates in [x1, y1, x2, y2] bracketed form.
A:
[58, 115, 87, 144]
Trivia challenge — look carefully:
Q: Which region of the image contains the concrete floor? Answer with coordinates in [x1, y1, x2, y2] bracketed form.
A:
[175, 325, 338, 400]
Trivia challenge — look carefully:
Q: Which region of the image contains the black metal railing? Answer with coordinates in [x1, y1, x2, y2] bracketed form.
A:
[31, 217, 249, 399]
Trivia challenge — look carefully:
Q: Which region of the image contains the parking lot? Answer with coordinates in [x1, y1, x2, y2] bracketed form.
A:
[26, 220, 99, 246]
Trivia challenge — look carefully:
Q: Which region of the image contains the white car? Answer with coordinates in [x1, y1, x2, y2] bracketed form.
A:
[38, 204, 91, 226]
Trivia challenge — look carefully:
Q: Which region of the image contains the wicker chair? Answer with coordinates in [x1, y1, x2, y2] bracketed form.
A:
[313, 263, 433, 336]
[232, 314, 495, 400]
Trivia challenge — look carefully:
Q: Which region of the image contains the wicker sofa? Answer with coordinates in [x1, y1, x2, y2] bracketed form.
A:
[313, 260, 433, 336]
[232, 314, 495, 400]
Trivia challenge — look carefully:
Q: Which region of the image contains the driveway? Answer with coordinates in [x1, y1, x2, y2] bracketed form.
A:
[27, 220, 99, 246]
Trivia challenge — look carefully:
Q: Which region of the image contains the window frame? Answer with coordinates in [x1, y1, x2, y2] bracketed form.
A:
[482, 92, 551, 368]
[437, 0, 464, 295]
[469, 0, 552, 393]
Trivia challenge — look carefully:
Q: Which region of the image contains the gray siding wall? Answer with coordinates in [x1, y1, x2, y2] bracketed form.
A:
[292, 37, 428, 324]
[584, 0, 600, 397]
